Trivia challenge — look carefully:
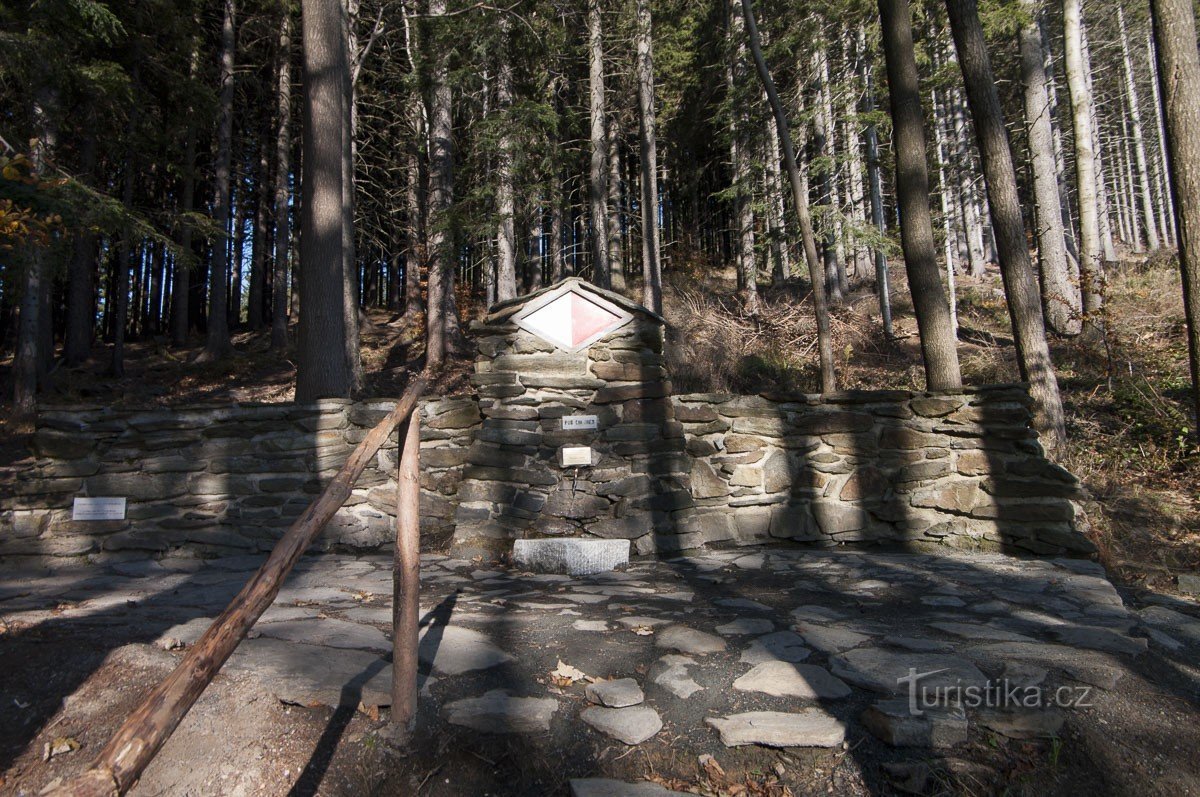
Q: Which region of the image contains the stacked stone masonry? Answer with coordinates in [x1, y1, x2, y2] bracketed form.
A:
[0, 275, 1095, 563]
[0, 397, 478, 561]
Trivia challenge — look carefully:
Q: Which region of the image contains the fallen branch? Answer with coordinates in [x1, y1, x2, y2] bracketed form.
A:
[51, 371, 430, 797]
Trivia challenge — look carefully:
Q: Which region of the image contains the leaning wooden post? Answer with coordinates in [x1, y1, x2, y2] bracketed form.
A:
[52, 373, 430, 797]
[391, 408, 421, 733]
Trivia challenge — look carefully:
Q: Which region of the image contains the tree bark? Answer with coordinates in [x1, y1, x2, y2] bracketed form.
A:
[1147, 30, 1177, 247]
[635, 0, 662, 313]
[740, 0, 835, 391]
[1151, 0, 1200, 428]
[1118, 6, 1160, 251]
[1020, 0, 1080, 335]
[390, 411, 421, 734]
[587, 0, 611, 289]
[424, 0, 453, 368]
[199, 0, 236, 361]
[65, 134, 97, 365]
[270, 11, 293, 350]
[812, 46, 843, 305]
[296, 0, 351, 399]
[728, 0, 758, 314]
[862, 41, 893, 338]
[1064, 0, 1105, 333]
[342, 0, 364, 394]
[878, 0, 962, 391]
[946, 0, 1067, 449]
[494, 15, 518, 302]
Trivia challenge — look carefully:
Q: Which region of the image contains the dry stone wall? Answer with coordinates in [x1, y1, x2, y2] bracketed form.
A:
[0, 397, 478, 563]
[669, 387, 1094, 556]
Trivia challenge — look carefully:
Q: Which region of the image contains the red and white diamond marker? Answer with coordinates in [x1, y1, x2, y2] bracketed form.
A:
[513, 284, 633, 352]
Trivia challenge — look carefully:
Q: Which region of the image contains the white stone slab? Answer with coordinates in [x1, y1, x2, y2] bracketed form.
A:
[512, 538, 630, 575]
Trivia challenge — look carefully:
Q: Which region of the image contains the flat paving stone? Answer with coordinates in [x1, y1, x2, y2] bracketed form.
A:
[573, 620, 611, 632]
[966, 641, 1127, 690]
[733, 662, 851, 699]
[648, 654, 703, 698]
[706, 710, 846, 748]
[1050, 625, 1149, 656]
[740, 631, 811, 664]
[418, 625, 514, 675]
[585, 678, 645, 708]
[225, 638, 396, 708]
[793, 623, 872, 654]
[830, 649, 987, 695]
[580, 706, 663, 745]
[715, 618, 775, 636]
[443, 690, 558, 733]
[570, 779, 693, 797]
[655, 624, 725, 655]
[255, 617, 390, 652]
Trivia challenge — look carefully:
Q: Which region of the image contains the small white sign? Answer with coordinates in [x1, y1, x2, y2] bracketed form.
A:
[559, 446, 593, 467]
[73, 497, 127, 521]
[561, 414, 599, 431]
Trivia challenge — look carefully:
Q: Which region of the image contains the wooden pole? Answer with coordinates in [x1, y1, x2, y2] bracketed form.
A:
[391, 411, 421, 733]
[52, 374, 429, 797]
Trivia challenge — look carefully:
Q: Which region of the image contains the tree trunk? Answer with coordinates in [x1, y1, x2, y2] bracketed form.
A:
[550, 174, 566, 281]
[271, 11, 293, 351]
[1020, 0, 1080, 335]
[812, 47, 843, 305]
[1063, 0, 1104, 331]
[946, 0, 1067, 449]
[342, 0, 364, 394]
[14, 95, 54, 428]
[495, 15, 518, 302]
[200, 0, 236, 361]
[636, 0, 662, 313]
[1150, 0, 1200, 428]
[1118, 6, 1160, 251]
[740, 0, 835, 391]
[607, 115, 626, 292]
[424, 0, 453, 368]
[843, 37, 870, 281]
[248, 130, 270, 329]
[728, 0, 758, 314]
[1147, 30, 1177, 246]
[296, 0, 351, 399]
[931, 87, 959, 334]
[862, 41, 893, 338]
[764, 105, 789, 284]
[950, 88, 987, 277]
[878, 0, 962, 390]
[587, 0, 611, 289]
[65, 134, 97, 365]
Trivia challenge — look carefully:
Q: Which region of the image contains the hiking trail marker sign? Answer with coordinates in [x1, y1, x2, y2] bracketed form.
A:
[511, 283, 634, 353]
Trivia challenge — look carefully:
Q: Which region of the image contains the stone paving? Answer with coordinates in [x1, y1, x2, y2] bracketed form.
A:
[4, 546, 1199, 793]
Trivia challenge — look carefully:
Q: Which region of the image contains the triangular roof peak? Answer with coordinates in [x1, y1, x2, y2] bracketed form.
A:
[483, 277, 666, 327]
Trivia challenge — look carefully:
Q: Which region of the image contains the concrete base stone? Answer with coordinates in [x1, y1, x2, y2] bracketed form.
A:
[512, 538, 630, 575]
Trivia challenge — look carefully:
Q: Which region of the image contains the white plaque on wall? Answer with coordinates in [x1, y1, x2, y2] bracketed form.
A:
[558, 446, 594, 467]
[561, 415, 599, 431]
[73, 497, 127, 521]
